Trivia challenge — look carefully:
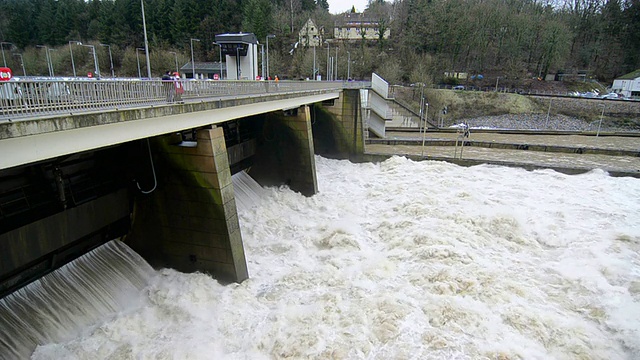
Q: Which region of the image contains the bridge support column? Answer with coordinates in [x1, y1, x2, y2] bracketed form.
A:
[128, 128, 248, 283]
[249, 105, 318, 196]
[312, 89, 365, 161]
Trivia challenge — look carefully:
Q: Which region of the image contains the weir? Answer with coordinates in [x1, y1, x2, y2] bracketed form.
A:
[0, 240, 154, 359]
[0, 87, 366, 355]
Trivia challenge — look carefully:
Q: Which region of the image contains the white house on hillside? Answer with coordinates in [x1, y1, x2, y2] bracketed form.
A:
[299, 19, 322, 47]
[611, 69, 640, 98]
[334, 13, 390, 41]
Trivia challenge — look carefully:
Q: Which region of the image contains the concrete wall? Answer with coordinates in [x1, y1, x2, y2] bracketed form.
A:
[313, 89, 365, 161]
[249, 106, 318, 196]
[127, 128, 248, 283]
[0, 189, 130, 295]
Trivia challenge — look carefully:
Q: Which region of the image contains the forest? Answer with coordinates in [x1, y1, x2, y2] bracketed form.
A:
[0, 0, 637, 85]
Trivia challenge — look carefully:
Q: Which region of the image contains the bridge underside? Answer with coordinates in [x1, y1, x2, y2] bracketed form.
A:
[0, 89, 364, 296]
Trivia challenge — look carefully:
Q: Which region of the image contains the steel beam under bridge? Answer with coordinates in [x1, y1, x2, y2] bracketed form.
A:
[0, 92, 339, 170]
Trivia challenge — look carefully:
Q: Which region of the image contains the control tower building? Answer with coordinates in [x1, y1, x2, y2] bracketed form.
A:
[214, 33, 259, 81]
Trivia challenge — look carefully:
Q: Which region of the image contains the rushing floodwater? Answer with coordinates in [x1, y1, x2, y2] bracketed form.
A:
[29, 156, 640, 359]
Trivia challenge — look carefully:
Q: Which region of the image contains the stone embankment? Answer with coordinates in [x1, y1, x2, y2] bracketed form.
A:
[454, 96, 640, 132]
[529, 96, 640, 120]
[461, 114, 639, 132]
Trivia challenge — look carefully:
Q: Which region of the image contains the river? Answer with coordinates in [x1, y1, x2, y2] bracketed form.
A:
[28, 156, 640, 359]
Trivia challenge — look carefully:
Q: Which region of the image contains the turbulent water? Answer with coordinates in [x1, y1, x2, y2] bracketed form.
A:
[26, 156, 640, 359]
[0, 240, 154, 359]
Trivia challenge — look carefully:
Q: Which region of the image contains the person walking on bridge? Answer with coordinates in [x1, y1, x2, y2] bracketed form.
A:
[162, 70, 174, 102]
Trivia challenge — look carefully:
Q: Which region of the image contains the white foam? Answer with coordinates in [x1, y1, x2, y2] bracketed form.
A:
[31, 156, 640, 359]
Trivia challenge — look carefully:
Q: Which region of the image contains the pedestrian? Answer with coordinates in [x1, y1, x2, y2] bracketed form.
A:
[162, 70, 174, 102]
[173, 72, 184, 102]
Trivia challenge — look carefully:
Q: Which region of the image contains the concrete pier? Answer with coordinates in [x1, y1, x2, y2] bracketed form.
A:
[128, 128, 248, 283]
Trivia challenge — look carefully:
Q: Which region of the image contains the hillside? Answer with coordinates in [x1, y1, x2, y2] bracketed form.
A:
[392, 87, 640, 131]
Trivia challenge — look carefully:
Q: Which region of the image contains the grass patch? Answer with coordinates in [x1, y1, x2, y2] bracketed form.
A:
[417, 89, 543, 119]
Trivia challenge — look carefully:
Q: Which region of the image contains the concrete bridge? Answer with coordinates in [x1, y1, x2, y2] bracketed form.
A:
[0, 78, 380, 296]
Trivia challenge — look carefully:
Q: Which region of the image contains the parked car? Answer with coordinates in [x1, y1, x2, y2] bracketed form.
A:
[453, 85, 465, 90]
[601, 92, 619, 100]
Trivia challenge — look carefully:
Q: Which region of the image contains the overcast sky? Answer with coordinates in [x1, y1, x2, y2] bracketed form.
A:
[327, 0, 369, 14]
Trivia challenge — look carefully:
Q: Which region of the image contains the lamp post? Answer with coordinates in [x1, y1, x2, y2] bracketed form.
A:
[136, 47, 145, 78]
[347, 51, 351, 80]
[69, 41, 82, 77]
[596, 105, 605, 137]
[82, 45, 99, 78]
[325, 41, 330, 80]
[421, 102, 429, 156]
[313, 45, 316, 80]
[266, 34, 275, 80]
[235, 45, 241, 80]
[1, 42, 12, 67]
[544, 98, 552, 128]
[48, 48, 56, 77]
[335, 47, 338, 80]
[169, 51, 179, 73]
[140, 0, 151, 78]
[100, 44, 114, 77]
[36, 45, 52, 77]
[13, 53, 26, 76]
[212, 43, 223, 79]
[259, 43, 265, 79]
[190, 38, 200, 79]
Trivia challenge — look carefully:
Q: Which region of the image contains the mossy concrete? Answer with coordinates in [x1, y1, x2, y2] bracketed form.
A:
[312, 89, 365, 161]
[249, 106, 318, 196]
[127, 128, 248, 283]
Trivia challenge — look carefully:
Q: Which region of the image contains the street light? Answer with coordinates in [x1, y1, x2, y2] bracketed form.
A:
[1, 42, 12, 67]
[347, 51, 351, 80]
[266, 34, 275, 79]
[100, 44, 114, 77]
[335, 46, 338, 80]
[136, 47, 145, 78]
[325, 41, 330, 80]
[421, 102, 429, 156]
[69, 41, 82, 77]
[596, 105, 605, 137]
[259, 43, 265, 79]
[212, 42, 223, 80]
[169, 51, 179, 73]
[313, 45, 316, 80]
[82, 44, 100, 78]
[48, 48, 56, 77]
[140, 0, 151, 78]
[13, 53, 26, 76]
[190, 38, 200, 79]
[36, 45, 52, 77]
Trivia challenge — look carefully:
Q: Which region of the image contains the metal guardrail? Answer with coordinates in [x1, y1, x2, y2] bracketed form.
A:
[0, 79, 370, 121]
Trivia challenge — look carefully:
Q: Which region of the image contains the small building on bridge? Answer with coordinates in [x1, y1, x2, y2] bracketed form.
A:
[214, 33, 259, 81]
[181, 61, 226, 80]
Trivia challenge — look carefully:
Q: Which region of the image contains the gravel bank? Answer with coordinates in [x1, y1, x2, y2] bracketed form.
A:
[457, 114, 640, 132]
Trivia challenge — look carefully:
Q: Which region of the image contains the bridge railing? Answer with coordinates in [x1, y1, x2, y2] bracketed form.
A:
[0, 79, 363, 121]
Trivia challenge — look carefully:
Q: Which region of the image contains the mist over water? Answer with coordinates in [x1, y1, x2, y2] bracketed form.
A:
[31, 156, 640, 359]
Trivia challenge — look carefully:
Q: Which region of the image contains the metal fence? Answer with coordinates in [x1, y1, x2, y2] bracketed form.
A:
[0, 79, 368, 121]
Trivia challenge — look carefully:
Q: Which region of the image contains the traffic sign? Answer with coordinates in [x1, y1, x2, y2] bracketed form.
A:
[0, 67, 12, 81]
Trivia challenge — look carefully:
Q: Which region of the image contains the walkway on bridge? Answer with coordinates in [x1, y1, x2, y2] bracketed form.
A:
[365, 130, 640, 177]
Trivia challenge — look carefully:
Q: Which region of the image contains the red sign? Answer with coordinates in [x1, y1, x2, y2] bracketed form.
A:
[213, 73, 219, 80]
[87, 72, 93, 78]
[0, 67, 12, 81]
